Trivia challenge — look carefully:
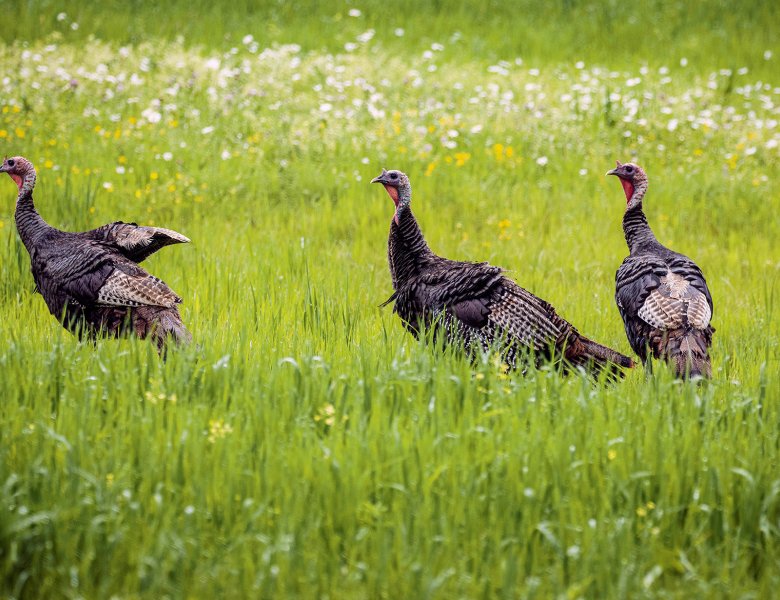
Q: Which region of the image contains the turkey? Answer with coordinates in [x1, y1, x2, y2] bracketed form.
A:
[371, 168, 634, 378]
[607, 161, 714, 378]
[1, 156, 191, 352]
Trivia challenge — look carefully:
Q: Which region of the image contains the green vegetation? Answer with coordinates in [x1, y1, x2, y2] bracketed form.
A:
[1, 1, 778, 597]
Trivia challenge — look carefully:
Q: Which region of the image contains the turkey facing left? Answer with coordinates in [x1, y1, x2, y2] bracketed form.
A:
[371, 168, 634, 378]
[607, 161, 715, 378]
[1, 156, 191, 353]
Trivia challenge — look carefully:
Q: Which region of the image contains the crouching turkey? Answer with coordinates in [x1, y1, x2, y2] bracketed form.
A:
[607, 161, 714, 378]
[1, 156, 191, 353]
[371, 168, 634, 378]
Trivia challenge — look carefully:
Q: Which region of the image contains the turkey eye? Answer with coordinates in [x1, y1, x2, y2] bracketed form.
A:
[625, 165, 634, 173]
[390, 173, 398, 180]
[7, 159, 14, 167]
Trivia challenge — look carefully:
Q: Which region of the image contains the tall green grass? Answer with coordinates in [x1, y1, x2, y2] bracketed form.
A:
[1, 1, 779, 597]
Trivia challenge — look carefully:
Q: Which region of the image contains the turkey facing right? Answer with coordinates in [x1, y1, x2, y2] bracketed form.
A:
[371, 168, 634, 379]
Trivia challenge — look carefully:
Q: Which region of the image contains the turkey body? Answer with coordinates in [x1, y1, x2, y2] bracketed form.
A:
[616, 218, 714, 377]
[26, 227, 190, 350]
[386, 201, 633, 377]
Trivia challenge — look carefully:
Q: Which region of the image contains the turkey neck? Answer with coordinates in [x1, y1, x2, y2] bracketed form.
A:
[388, 205, 434, 290]
[15, 186, 52, 251]
[622, 185, 658, 254]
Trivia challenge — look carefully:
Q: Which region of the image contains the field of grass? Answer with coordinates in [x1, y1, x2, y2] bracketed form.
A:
[1, 1, 779, 597]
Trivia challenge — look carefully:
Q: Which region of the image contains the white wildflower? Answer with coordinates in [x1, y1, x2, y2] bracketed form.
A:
[356, 30, 374, 43]
[536, 156, 548, 166]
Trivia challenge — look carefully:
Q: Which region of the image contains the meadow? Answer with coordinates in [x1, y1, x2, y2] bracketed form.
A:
[1, 0, 779, 597]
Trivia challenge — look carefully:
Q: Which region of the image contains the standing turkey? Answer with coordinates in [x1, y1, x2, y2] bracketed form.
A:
[371, 168, 633, 378]
[607, 161, 714, 378]
[1, 156, 191, 352]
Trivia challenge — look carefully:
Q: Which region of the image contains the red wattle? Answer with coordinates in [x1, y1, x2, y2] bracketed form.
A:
[619, 178, 634, 203]
[383, 184, 400, 207]
[10, 174, 23, 190]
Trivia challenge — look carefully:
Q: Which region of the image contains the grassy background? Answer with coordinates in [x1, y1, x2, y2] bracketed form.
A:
[1, 1, 779, 597]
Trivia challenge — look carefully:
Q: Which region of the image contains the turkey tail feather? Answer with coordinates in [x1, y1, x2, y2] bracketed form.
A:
[668, 328, 712, 378]
[567, 335, 635, 379]
[134, 306, 192, 354]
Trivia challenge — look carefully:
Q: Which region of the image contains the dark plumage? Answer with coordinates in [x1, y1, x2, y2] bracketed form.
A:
[1, 156, 191, 352]
[371, 168, 634, 378]
[79, 221, 190, 263]
[607, 161, 714, 378]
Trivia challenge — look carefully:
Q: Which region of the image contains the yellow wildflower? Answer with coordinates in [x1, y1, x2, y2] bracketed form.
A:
[208, 419, 234, 443]
[14, 127, 25, 138]
[607, 449, 617, 461]
[454, 152, 470, 167]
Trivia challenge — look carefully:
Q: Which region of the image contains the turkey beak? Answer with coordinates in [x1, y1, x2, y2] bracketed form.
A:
[371, 169, 389, 184]
[0, 165, 7, 173]
[606, 160, 622, 176]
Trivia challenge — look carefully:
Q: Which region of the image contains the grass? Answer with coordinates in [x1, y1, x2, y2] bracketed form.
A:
[1, 1, 779, 597]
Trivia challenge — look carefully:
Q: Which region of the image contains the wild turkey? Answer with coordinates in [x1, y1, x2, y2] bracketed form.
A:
[1, 156, 191, 352]
[607, 161, 714, 378]
[371, 168, 634, 378]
